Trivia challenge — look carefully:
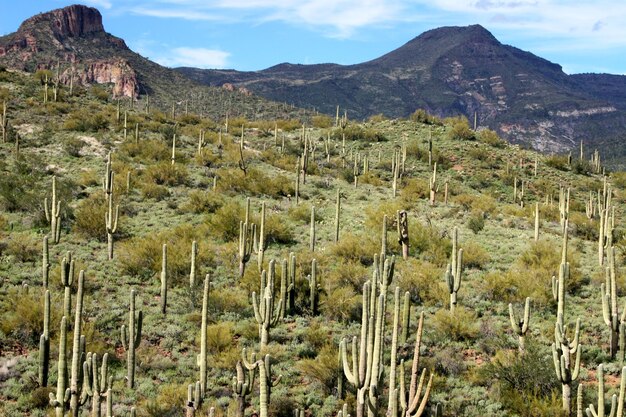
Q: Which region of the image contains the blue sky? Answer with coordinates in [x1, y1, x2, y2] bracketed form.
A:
[1, 0, 625, 75]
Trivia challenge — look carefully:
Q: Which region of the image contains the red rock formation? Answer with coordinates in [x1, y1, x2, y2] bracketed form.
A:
[19, 4, 105, 39]
[60, 59, 139, 98]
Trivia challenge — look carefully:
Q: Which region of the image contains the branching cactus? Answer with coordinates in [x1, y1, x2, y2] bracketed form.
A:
[398, 311, 434, 417]
[288, 253, 296, 315]
[39, 289, 50, 387]
[60, 252, 75, 321]
[186, 381, 202, 417]
[340, 281, 386, 417]
[553, 315, 582, 415]
[585, 364, 626, 417]
[105, 189, 119, 261]
[601, 246, 626, 360]
[445, 227, 463, 312]
[81, 352, 110, 417]
[401, 291, 411, 345]
[242, 351, 282, 417]
[252, 261, 283, 348]
[509, 297, 531, 352]
[103, 152, 113, 199]
[397, 210, 409, 260]
[239, 220, 255, 279]
[49, 316, 69, 417]
[44, 176, 62, 243]
[234, 349, 257, 417]
[121, 289, 143, 389]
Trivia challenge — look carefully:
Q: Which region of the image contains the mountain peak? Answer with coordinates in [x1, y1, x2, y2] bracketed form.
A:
[411, 24, 499, 45]
[18, 4, 104, 38]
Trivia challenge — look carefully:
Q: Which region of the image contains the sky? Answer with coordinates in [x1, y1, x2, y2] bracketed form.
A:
[1, 1, 625, 75]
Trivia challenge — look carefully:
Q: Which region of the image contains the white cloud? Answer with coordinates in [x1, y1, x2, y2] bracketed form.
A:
[155, 47, 231, 69]
[84, 0, 113, 9]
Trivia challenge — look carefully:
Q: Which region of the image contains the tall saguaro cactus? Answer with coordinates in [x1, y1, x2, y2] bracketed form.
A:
[60, 252, 75, 323]
[42, 236, 50, 288]
[397, 210, 409, 260]
[44, 176, 62, 243]
[252, 261, 283, 348]
[258, 202, 266, 272]
[600, 246, 626, 360]
[82, 352, 110, 417]
[39, 290, 50, 387]
[340, 280, 386, 417]
[49, 316, 69, 417]
[242, 351, 282, 417]
[69, 271, 86, 417]
[198, 274, 210, 396]
[105, 189, 119, 260]
[398, 311, 434, 417]
[234, 349, 257, 417]
[335, 189, 341, 243]
[445, 227, 463, 312]
[160, 244, 168, 315]
[121, 289, 143, 389]
[585, 364, 626, 417]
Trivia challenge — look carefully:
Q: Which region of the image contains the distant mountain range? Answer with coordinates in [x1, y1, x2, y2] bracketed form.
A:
[1, 5, 625, 162]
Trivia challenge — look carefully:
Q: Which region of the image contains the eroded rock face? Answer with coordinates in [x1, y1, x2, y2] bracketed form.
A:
[0, 5, 137, 98]
[19, 4, 105, 39]
[60, 59, 139, 98]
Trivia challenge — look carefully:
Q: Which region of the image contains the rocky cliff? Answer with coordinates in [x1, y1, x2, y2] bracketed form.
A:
[0, 4, 137, 98]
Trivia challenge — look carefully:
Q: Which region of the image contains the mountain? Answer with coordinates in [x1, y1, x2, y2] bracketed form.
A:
[177, 25, 626, 156]
[0, 5, 307, 120]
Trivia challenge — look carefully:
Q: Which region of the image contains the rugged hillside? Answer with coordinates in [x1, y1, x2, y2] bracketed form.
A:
[2, 66, 626, 417]
[0, 5, 309, 121]
[178, 25, 626, 156]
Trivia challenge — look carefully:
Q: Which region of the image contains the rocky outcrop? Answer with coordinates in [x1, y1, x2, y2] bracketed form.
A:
[60, 59, 139, 98]
[18, 4, 105, 39]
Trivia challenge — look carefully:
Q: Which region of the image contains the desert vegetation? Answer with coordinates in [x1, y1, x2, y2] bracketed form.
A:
[1, 68, 626, 417]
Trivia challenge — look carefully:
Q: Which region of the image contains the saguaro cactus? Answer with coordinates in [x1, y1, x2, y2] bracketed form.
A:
[310, 206, 316, 252]
[335, 189, 341, 243]
[252, 261, 283, 348]
[234, 349, 257, 417]
[308, 259, 319, 315]
[509, 297, 531, 352]
[398, 312, 434, 417]
[42, 235, 50, 288]
[258, 202, 266, 272]
[82, 352, 110, 417]
[397, 210, 409, 260]
[69, 271, 86, 417]
[44, 176, 62, 243]
[445, 227, 463, 312]
[60, 252, 75, 324]
[239, 218, 255, 279]
[121, 289, 143, 389]
[186, 381, 202, 417]
[190, 241, 198, 289]
[105, 189, 119, 260]
[340, 281, 386, 417]
[600, 246, 626, 360]
[553, 315, 581, 415]
[198, 275, 210, 396]
[242, 351, 282, 417]
[39, 289, 50, 387]
[585, 364, 626, 417]
[49, 316, 69, 417]
[429, 162, 438, 206]
[160, 244, 168, 315]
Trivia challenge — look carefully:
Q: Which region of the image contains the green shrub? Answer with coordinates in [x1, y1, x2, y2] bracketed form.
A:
[140, 182, 170, 200]
[409, 109, 442, 125]
[331, 125, 386, 142]
[467, 210, 485, 234]
[462, 241, 490, 269]
[73, 194, 108, 241]
[297, 344, 341, 395]
[145, 162, 189, 186]
[180, 191, 224, 214]
[478, 128, 506, 148]
[446, 116, 475, 141]
[545, 154, 569, 171]
[321, 285, 361, 322]
[396, 259, 447, 306]
[62, 137, 85, 157]
[431, 307, 479, 342]
[5, 232, 39, 262]
[120, 140, 171, 162]
[329, 233, 378, 266]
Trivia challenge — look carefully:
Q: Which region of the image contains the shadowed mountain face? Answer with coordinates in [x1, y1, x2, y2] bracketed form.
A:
[177, 25, 626, 156]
